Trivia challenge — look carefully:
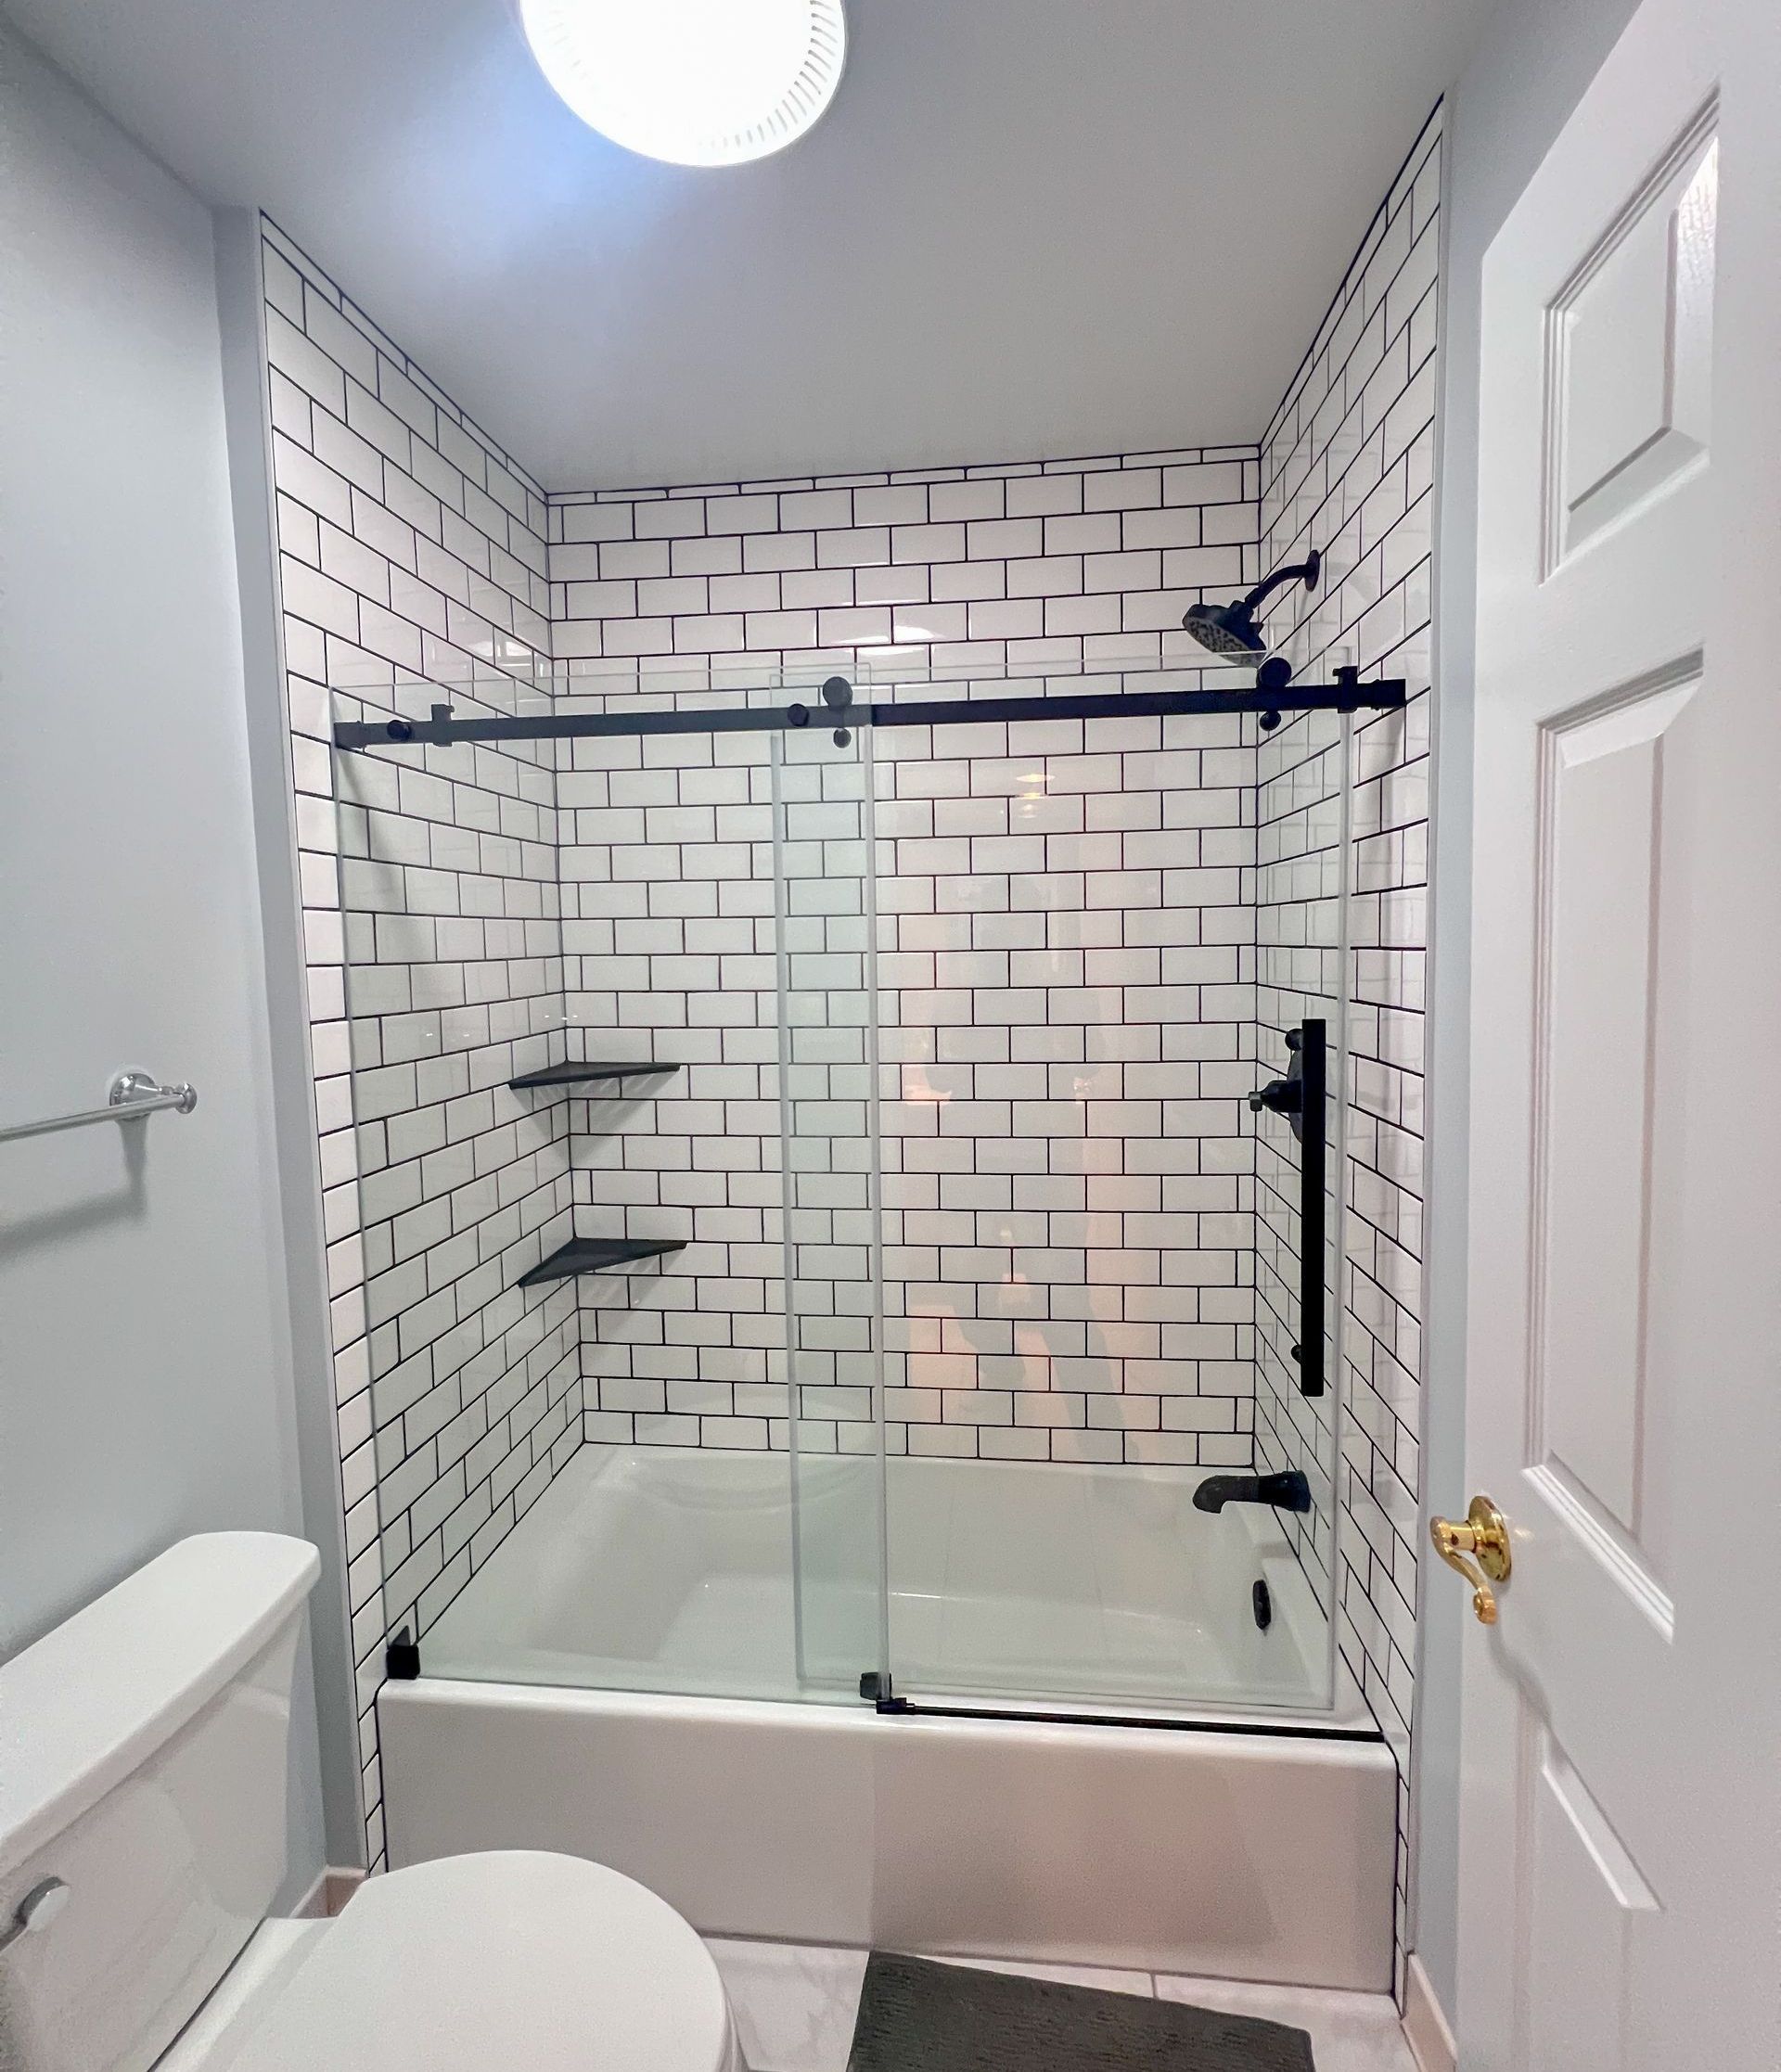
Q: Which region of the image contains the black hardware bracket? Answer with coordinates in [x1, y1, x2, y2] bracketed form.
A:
[1249, 1042, 1306, 1141]
[859, 1669, 908, 1713]
[385, 1627, 420, 1681]
[823, 672, 853, 746]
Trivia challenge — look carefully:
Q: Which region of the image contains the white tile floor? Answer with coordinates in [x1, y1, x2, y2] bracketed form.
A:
[704, 1938, 1418, 2072]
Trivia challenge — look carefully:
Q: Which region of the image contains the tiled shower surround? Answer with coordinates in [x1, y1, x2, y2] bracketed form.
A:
[261, 218, 567, 1860]
[263, 100, 1438, 1942]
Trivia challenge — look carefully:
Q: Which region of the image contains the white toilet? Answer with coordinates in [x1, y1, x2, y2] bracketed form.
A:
[0, 1533, 742, 2072]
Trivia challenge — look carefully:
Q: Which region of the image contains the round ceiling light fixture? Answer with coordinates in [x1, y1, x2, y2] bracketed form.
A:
[519, 0, 847, 167]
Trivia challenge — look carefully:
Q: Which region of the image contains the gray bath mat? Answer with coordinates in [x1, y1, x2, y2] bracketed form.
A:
[847, 1953, 1314, 2072]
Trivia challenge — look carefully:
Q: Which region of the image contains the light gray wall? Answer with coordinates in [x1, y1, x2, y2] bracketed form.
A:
[0, 23, 336, 1899]
[1416, 0, 1644, 2023]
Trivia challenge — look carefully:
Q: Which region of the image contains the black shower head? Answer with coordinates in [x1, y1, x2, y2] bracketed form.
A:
[1182, 549, 1322, 671]
[1181, 596, 1269, 663]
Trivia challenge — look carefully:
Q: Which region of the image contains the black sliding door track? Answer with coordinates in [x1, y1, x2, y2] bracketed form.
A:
[872, 1695, 1382, 1743]
[333, 672, 1407, 750]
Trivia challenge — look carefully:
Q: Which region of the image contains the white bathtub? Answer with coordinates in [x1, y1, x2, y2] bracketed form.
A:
[378, 1447, 1397, 1989]
[414, 1445, 1350, 1714]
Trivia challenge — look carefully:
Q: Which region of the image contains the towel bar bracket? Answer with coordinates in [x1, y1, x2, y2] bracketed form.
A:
[0, 1070, 199, 1146]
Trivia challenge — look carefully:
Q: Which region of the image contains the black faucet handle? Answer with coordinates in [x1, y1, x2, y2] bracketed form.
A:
[1249, 1076, 1303, 1118]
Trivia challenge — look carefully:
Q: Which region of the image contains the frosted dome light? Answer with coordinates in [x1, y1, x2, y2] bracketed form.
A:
[519, 0, 847, 167]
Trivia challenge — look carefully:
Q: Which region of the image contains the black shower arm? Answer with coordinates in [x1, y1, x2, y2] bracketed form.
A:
[1238, 550, 1321, 617]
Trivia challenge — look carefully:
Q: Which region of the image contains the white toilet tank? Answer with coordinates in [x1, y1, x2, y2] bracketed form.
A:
[0, 1533, 321, 2072]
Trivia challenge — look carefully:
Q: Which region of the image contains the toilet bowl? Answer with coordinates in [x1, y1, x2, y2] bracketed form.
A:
[0, 1534, 740, 2072]
[159, 1852, 741, 2072]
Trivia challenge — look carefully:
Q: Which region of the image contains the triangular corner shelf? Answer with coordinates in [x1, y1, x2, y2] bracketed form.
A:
[517, 1235, 685, 1289]
[508, 1059, 682, 1092]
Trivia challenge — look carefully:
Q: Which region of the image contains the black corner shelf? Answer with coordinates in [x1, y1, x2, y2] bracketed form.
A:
[517, 1236, 685, 1289]
[509, 1059, 681, 1093]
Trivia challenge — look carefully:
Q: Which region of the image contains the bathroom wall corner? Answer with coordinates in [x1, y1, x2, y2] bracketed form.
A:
[213, 204, 367, 1871]
[1255, 98, 1443, 1991]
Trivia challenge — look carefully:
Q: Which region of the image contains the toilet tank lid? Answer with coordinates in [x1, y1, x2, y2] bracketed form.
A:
[0, 1533, 320, 1880]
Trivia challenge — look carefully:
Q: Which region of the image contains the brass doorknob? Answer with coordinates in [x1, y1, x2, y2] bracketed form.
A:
[1430, 1495, 1512, 1624]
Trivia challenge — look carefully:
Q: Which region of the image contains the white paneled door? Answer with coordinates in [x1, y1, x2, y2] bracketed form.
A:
[1459, 0, 1781, 2066]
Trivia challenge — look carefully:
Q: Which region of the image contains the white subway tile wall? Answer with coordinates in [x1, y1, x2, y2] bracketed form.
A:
[262, 219, 568, 1868]
[549, 454, 1269, 1463]
[1249, 105, 1440, 1989]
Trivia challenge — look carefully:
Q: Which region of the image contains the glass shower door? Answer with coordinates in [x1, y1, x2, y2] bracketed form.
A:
[771, 723, 889, 1699]
[866, 690, 1354, 1719]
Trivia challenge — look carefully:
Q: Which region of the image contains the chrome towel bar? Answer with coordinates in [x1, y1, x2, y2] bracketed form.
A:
[0, 1070, 199, 1145]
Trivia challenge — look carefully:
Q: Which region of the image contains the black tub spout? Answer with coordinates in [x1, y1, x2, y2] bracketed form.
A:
[1193, 1469, 1313, 1515]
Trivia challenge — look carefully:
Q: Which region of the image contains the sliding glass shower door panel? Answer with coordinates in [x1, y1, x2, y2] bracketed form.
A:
[336, 677, 827, 1704]
[1250, 707, 1355, 1715]
[771, 725, 889, 1698]
[870, 697, 1352, 1717]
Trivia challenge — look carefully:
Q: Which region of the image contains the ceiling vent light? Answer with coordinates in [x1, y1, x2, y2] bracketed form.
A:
[519, 0, 847, 167]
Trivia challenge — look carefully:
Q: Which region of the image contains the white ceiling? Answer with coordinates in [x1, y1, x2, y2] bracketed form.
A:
[5, 0, 1493, 490]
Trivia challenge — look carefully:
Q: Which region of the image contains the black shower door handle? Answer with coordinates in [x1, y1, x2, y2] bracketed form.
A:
[1292, 1019, 1326, 1397]
[1250, 1020, 1327, 1398]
